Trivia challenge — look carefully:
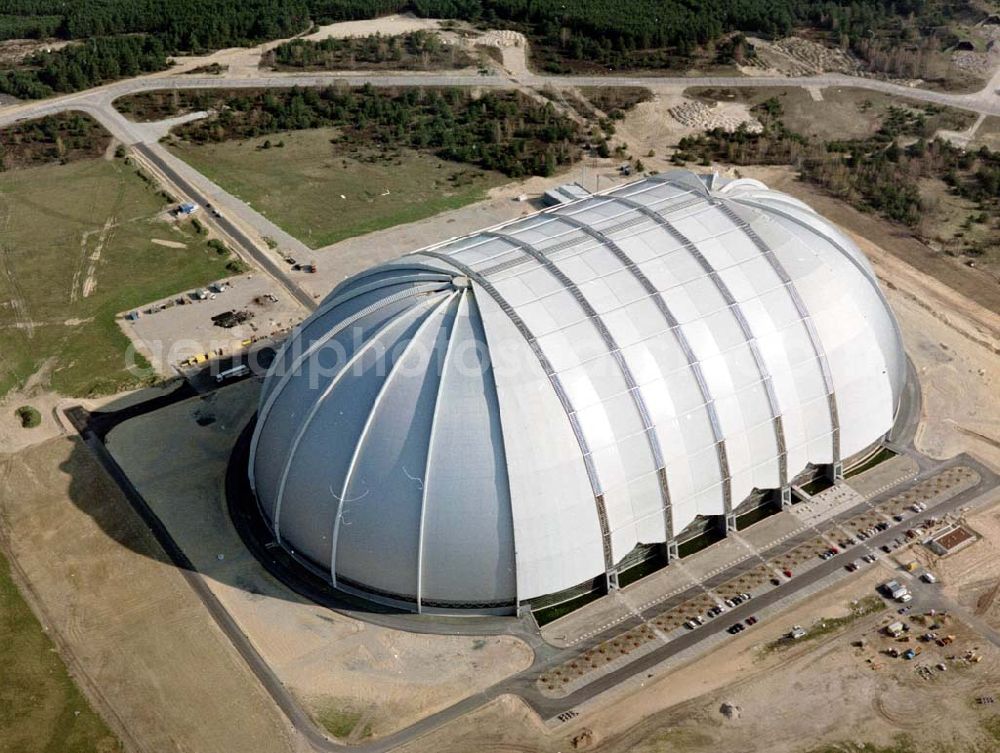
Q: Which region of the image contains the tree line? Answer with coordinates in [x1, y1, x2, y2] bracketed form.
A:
[0, 1, 310, 48]
[0, 0, 963, 97]
[147, 85, 586, 178]
[673, 94, 1000, 258]
[0, 36, 168, 99]
[263, 30, 476, 70]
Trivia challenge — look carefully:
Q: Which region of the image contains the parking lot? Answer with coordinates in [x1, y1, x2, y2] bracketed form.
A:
[536, 461, 989, 698]
[122, 272, 305, 374]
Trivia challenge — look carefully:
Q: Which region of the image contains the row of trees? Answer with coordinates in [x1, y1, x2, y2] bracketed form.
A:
[2, 1, 955, 78]
[163, 85, 585, 178]
[0, 36, 168, 99]
[0, 1, 311, 48]
[407, 0, 950, 72]
[0, 0, 312, 98]
[264, 30, 475, 70]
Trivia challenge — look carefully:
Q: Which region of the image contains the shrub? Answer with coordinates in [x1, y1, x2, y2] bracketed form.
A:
[15, 405, 41, 428]
[207, 238, 229, 255]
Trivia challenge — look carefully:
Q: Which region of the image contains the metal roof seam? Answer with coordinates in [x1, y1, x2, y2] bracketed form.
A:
[415, 249, 614, 570]
[330, 291, 459, 588]
[549, 210, 731, 535]
[416, 290, 465, 611]
[724, 194, 907, 417]
[611, 194, 789, 495]
[714, 198, 843, 463]
[249, 281, 450, 492]
[483, 229, 672, 556]
[272, 294, 444, 544]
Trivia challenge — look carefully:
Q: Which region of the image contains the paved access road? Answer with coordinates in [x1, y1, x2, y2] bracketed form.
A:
[132, 143, 316, 310]
[2, 64, 998, 322]
[72, 382, 999, 753]
[11, 56, 998, 753]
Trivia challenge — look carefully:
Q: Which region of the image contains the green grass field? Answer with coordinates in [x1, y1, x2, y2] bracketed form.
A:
[168, 129, 507, 250]
[0, 157, 236, 399]
[0, 549, 119, 752]
[314, 698, 371, 740]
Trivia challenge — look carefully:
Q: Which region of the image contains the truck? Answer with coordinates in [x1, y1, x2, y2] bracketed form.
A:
[215, 363, 250, 383]
[882, 580, 909, 600]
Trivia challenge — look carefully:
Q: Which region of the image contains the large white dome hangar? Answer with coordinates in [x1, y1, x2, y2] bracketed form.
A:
[247, 170, 907, 616]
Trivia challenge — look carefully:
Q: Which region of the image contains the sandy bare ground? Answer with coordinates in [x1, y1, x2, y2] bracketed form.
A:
[477, 29, 530, 77]
[302, 15, 444, 42]
[0, 436, 298, 753]
[105, 381, 533, 741]
[0, 390, 66, 454]
[168, 14, 450, 78]
[397, 544, 1000, 753]
[938, 504, 1000, 629]
[0, 38, 72, 65]
[71, 215, 117, 302]
[150, 237, 187, 249]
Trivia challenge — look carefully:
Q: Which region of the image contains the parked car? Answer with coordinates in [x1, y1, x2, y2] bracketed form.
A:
[745, 616, 758, 626]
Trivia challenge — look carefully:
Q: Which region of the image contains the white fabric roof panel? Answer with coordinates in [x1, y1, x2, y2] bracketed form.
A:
[249, 171, 905, 613]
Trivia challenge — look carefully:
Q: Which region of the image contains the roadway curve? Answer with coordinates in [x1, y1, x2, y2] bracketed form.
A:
[69, 387, 1000, 753]
[7, 61, 999, 752]
[1, 66, 998, 321]
[1, 68, 1000, 125]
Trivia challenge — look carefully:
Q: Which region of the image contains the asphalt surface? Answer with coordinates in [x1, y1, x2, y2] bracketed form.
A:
[67, 380, 999, 752]
[132, 143, 317, 311]
[10, 59, 999, 751]
[63, 405, 336, 752]
[1, 65, 997, 336]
